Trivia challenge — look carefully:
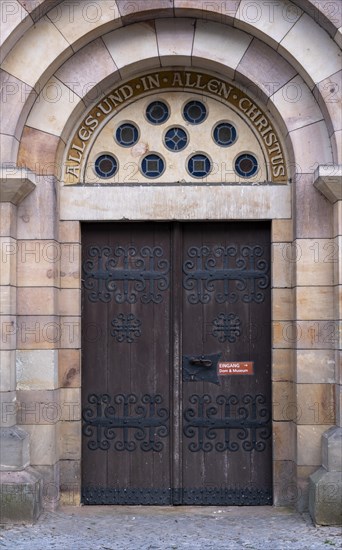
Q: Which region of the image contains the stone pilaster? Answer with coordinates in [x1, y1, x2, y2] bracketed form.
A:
[15, 171, 61, 512]
[0, 167, 43, 524]
[271, 218, 296, 506]
[309, 165, 342, 525]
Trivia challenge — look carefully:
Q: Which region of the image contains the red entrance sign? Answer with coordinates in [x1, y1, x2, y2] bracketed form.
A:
[219, 361, 254, 375]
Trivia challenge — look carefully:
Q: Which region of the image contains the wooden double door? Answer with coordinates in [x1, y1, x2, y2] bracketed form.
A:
[81, 222, 272, 505]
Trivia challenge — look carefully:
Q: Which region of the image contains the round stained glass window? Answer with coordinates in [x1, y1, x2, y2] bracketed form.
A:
[187, 153, 211, 178]
[213, 122, 237, 147]
[115, 123, 139, 147]
[183, 100, 207, 124]
[146, 101, 169, 124]
[141, 154, 165, 178]
[94, 154, 118, 178]
[164, 127, 188, 151]
[234, 153, 258, 178]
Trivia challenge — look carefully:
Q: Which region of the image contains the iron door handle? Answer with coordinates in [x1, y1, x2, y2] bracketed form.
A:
[189, 357, 213, 368]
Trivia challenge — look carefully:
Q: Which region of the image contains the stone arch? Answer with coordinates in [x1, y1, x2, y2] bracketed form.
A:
[0, 2, 341, 168]
[1, 18, 335, 175]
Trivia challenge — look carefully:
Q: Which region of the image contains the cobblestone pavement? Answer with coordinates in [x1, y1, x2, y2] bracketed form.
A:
[0, 506, 341, 550]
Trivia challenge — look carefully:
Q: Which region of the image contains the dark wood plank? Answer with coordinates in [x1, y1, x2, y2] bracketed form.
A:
[82, 221, 272, 506]
[82, 223, 172, 504]
[180, 222, 272, 505]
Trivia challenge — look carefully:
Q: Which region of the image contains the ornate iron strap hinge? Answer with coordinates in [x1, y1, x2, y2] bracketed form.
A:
[183, 394, 271, 452]
[82, 245, 170, 303]
[82, 393, 169, 452]
[183, 245, 269, 304]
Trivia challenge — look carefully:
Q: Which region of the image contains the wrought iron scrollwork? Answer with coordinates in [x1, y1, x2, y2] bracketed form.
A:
[183, 245, 269, 304]
[81, 486, 272, 505]
[82, 245, 170, 303]
[82, 393, 169, 452]
[211, 312, 241, 343]
[82, 487, 172, 505]
[183, 394, 271, 452]
[181, 487, 272, 505]
[111, 313, 141, 343]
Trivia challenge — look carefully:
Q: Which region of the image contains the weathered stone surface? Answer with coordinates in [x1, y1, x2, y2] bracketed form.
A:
[59, 459, 80, 506]
[296, 350, 335, 384]
[23, 425, 57, 466]
[0, 467, 42, 524]
[17, 287, 57, 316]
[271, 76, 322, 135]
[294, 173, 333, 239]
[34, 463, 60, 511]
[309, 468, 342, 525]
[58, 422, 81, 460]
[0, 203, 16, 237]
[272, 288, 293, 320]
[0, 392, 17, 427]
[17, 127, 62, 174]
[272, 459, 296, 507]
[0, 351, 16, 392]
[17, 175, 57, 240]
[26, 78, 82, 139]
[287, 122, 333, 174]
[271, 219, 293, 243]
[156, 18, 194, 66]
[236, 0, 302, 48]
[0, 426, 29, 471]
[0, 168, 36, 205]
[273, 421, 296, 461]
[49, 1, 121, 52]
[279, 13, 341, 88]
[322, 427, 342, 472]
[58, 349, 80, 388]
[58, 289, 81, 316]
[1, 17, 71, 89]
[16, 350, 58, 390]
[314, 164, 342, 203]
[297, 425, 331, 466]
[103, 23, 159, 78]
[272, 381, 295, 421]
[296, 465, 318, 513]
[237, 37, 296, 100]
[296, 384, 335, 425]
[60, 185, 291, 221]
[272, 348, 294, 382]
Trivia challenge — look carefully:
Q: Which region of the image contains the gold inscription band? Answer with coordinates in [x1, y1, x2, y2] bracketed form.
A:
[64, 70, 287, 184]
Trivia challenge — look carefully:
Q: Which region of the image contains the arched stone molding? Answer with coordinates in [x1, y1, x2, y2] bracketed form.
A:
[2, 0, 341, 63]
[0, 2, 341, 168]
[1, 20, 337, 172]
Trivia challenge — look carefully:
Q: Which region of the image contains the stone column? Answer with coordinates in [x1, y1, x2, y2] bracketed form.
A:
[0, 167, 42, 524]
[309, 165, 342, 525]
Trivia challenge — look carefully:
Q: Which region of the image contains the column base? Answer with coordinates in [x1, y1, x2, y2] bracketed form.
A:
[0, 467, 43, 524]
[309, 468, 342, 526]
